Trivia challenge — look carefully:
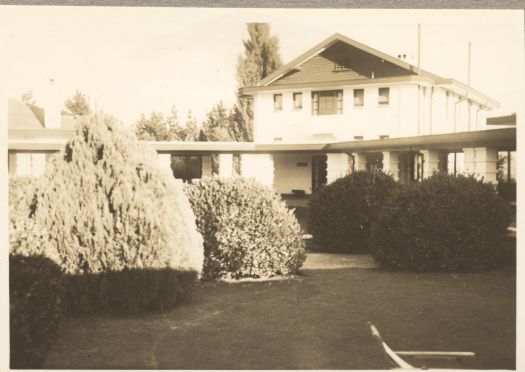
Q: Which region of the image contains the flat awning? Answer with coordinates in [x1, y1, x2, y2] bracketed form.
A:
[8, 128, 515, 153]
[325, 128, 516, 153]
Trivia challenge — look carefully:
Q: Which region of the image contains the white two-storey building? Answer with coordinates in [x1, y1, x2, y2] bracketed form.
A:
[238, 33, 513, 195]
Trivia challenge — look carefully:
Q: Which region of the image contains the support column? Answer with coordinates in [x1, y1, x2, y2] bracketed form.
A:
[241, 154, 274, 188]
[462, 148, 476, 174]
[382, 151, 400, 180]
[419, 150, 440, 178]
[462, 147, 498, 184]
[201, 156, 213, 177]
[327, 153, 350, 184]
[474, 147, 498, 184]
[157, 153, 172, 176]
[218, 154, 233, 178]
[352, 153, 368, 171]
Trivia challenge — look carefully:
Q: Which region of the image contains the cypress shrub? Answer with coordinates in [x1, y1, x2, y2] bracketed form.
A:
[308, 170, 397, 253]
[370, 173, 512, 271]
[185, 177, 306, 280]
[25, 114, 204, 313]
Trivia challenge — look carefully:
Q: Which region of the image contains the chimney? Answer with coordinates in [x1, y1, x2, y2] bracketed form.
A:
[43, 78, 62, 129]
[397, 53, 415, 64]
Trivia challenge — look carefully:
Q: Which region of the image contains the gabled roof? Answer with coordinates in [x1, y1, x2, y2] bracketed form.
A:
[8, 98, 83, 131]
[245, 33, 498, 108]
[258, 33, 441, 87]
[8, 98, 45, 130]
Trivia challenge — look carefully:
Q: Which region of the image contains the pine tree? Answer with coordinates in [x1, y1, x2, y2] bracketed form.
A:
[183, 110, 199, 141]
[235, 23, 282, 142]
[63, 90, 91, 117]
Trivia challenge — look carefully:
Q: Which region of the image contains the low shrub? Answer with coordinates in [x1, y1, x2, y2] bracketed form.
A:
[497, 182, 516, 202]
[370, 173, 512, 271]
[308, 170, 397, 253]
[18, 114, 204, 313]
[185, 177, 306, 280]
[10, 255, 65, 369]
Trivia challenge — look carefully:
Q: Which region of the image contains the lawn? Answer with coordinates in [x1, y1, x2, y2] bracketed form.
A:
[43, 264, 515, 370]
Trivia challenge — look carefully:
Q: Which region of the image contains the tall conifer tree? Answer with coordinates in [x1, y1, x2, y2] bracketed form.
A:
[234, 23, 282, 141]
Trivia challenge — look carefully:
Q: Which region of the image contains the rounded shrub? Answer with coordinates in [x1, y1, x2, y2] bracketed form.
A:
[308, 169, 398, 253]
[185, 177, 306, 280]
[25, 114, 204, 313]
[370, 172, 512, 271]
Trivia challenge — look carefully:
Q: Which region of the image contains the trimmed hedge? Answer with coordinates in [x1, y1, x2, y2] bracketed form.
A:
[185, 177, 306, 280]
[308, 170, 398, 253]
[65, 269, 197, 315]
[10, 255, 65, 369]
[370, 173, 512, 271]
[15, 114, 204, 313]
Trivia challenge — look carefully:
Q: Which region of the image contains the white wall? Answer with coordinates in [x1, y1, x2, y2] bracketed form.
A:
[273, 154, 312, 194]
[252, 83, 493, 143]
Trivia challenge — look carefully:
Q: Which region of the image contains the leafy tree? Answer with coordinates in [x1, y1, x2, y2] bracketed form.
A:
[63, 90, 91, 117]
[200, 102, 236, 142]
[135, 107, 199, 142]
[21, 91, 36, 105]
[135, 111, 172, 141]
[234, 23, 282, 141]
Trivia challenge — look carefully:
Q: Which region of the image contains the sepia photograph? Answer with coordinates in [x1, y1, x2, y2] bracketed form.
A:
[2, 4, 522, 370]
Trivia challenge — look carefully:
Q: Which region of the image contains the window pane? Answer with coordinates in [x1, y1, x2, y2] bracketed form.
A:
[274, 94, 282, 111]
[293, 92, 302, 109]
[354, 89, 364, 106]
[313, 90, 342, 115]
[378, 87, 390, 105]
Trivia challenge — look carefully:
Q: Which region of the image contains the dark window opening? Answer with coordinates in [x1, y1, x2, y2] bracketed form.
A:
[273, 94, 282, 111]
[353, 89, 364, 106]
[293, 92, 302, 110]
[378, 87, 390, 105]
[172, 155, 202, 182]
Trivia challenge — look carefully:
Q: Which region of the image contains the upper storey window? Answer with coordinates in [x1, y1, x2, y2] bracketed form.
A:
[273, 94, 283, 111]
[378, 87, 390, 105]
[353, 89, 364, 106]
[293, 92, 303, 110]
[312, 90, 343, 115]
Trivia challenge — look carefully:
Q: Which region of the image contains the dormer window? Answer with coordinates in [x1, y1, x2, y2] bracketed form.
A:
[334, 58, 351, 71]
[378, 87, 390, 105]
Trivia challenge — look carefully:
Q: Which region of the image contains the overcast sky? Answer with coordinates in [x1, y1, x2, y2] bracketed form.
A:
[1, 7, 523, 127]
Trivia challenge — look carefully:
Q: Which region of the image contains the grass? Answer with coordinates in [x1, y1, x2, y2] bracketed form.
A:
[43, 263, 515, 370]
